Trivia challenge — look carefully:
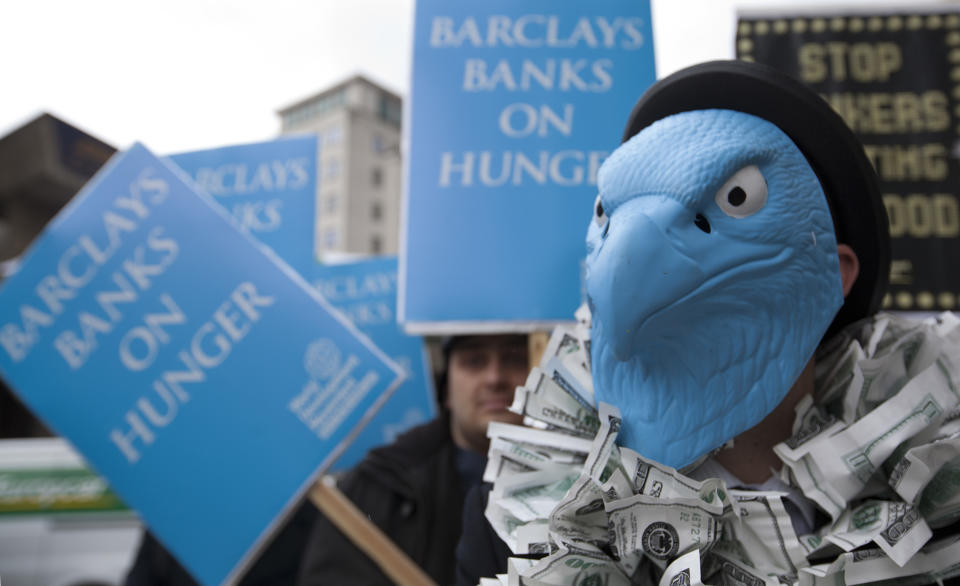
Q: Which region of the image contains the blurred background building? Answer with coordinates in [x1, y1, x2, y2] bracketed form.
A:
[0, 113, 116, 265]
[278, 74, 403, 260]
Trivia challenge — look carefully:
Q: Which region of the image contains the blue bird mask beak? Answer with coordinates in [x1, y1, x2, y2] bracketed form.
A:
[587, 196, 706, 361]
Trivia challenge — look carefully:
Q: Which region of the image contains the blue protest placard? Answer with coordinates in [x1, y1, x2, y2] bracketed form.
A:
[169, 135, 318, 276]
[401, 0, 657, 332]
[0, 144, 402, 585]
[310, 256, 436, 471]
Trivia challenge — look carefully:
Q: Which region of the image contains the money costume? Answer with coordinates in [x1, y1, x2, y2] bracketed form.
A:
[482, 313, 960, 585]
[471, 61, 959, 585]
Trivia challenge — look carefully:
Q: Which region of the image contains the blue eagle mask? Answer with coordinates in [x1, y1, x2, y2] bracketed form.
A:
[585, 109, 844, 469]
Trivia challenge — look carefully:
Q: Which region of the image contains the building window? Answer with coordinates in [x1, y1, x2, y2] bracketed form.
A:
[282, 90, 346, 129]
[370, 200, 382, 220]
[371, 235, 382, 254]
[325, 125, 343, 147]
[324, 228, 338, 249]
[378, 95, 402, 127]
[371, 167, 382, 187]
[326, 195, 338, 213]
[325, 158, 341, 180]
[372, 134, 396, 156]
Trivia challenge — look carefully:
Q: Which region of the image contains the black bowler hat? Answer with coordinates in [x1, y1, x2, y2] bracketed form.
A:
[621, 59, 890, 338]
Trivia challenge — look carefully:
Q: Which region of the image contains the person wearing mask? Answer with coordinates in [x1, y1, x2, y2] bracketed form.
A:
[458, 61, 960, 585]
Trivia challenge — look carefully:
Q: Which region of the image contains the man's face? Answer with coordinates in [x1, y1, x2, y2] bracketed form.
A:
[445, 335, 528, 453]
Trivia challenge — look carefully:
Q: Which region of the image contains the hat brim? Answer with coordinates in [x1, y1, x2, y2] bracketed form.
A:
[622, 60, 890, 336]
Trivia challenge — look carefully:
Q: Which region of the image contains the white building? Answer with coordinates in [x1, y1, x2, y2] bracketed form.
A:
[277, 75, 403, 260]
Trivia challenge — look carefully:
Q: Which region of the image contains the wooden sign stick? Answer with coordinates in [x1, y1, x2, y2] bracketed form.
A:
[528, 331, 549, 368]
[309, 476, 439, 586]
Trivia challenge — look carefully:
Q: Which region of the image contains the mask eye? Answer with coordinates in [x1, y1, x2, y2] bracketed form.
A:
[714, 165, 767, 219]
[594, 194, 608, 228]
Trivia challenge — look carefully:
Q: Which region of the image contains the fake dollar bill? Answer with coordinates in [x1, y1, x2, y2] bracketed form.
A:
[484, 422, 592, 484]
[888, 432, 960, 504]
[824, 499, 932, 567]
[657, 549, 706, 586]
[801, 534, 960, 585]
[605, 493, 721, 571]
[719, 491, 808, 575]
[621, 449, 736, 516]
[541, 324, 594, 398]
[519, 544, 631, 586]
[510, 366, 599, 437]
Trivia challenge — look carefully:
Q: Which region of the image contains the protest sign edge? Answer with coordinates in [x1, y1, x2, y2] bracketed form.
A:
[164, 132, 319, 160]
[403, 319, 576, 336]
[395, 0, 419, 328]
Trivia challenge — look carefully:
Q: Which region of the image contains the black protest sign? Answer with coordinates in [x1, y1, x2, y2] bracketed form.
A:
[737, 11, 960, 313]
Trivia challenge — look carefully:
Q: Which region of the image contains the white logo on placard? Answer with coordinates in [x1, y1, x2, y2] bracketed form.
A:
[289, 338, 380, 440]
[304, 338, 342, 380]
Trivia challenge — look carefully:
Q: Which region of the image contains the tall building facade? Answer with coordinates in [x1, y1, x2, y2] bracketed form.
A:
[278, 75, 402, 260]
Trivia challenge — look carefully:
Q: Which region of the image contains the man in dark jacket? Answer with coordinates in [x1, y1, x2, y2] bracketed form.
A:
[296, 334, 529, 585]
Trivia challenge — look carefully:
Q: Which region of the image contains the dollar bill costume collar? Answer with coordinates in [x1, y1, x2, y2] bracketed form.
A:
[585, 60, 890, 469]
[484, 312, 960, 585]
